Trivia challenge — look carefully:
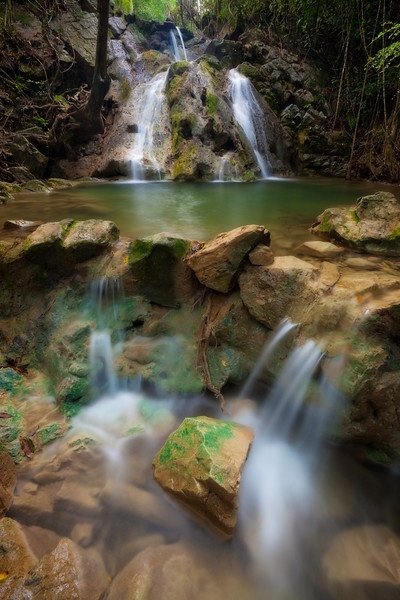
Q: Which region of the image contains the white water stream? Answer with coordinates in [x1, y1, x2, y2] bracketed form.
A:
[229, 68, 271, 179]
[170, 26, 188, 62]
[129, 70, 169, 181]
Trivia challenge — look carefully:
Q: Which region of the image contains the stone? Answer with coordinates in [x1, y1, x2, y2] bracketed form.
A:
[128, 233, 196, 307]
[23, 538, 108, 600]
[248, 243, 274, 265]
[22, 219, 119, 267]
[187, 225, 270, 293]
[322, 525, 400, 600]
[4, 220, 42, 231]
[296, 240, 344, 258]
[107, 542, 255, 600]
[153, 416, 254, 537]
[344, 257, 379, 270]
[0, 452, 17, 516]
[311, 192, 400, 256]
[62, 219, 119, 261]
[0, 517, 37, 595]
[23, 525, 62, 559]
[9, 135, 48, 178]
[239, 256, 318, 329]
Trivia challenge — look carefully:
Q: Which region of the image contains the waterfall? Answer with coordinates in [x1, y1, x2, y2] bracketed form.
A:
[229, 68, 271, 179]
[238, 339, 343, 588]
[88, 277, 123, 398]
[239, 318, 297, 399]
[170, 26, 188, 62]
[129, 70, 168, 181]
[215, 153, 239, 182]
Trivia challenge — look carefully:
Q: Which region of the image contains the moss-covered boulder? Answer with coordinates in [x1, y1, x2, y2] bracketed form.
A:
[187, 224, 270, 293]
[153, 416, 254, 537]
[21, 219, 119, 267]
[128, 233, 197, 308]
[311, 192, 400, 256]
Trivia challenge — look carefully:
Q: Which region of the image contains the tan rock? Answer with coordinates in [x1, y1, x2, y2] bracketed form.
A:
[63, 219, 119, 261]
[23, 525, 62, 559]
[239, 256, 319, 329]
[187, 224, 270, 293]
[297, 240, 344, 258]
[0, 452, 17, 516]
[153, 416, 254, 537]
[248, 243, 274, 265]
[3, 219, 42, 231]
[107, 542, 257, 600]
[23, 538, 109, 600]
[344, 257, 379, 270]
[320, 261, 341, 288]
[0, 517, 37, 597]
[322, 525, 400, 600]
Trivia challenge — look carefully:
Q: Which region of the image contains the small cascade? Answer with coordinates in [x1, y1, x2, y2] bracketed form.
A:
[238, 339, 342, 588]
[88, 276, 123, 398]
[229, 68, 271, 179]
[169, 26, 188, 62]
[215, 153, 239, 182]
[239, 318, 297, 399]
[129, 70, 169, 181]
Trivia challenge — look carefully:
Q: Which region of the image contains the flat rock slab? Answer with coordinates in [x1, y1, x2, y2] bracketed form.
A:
[4, 220, 42, 231]
[187, 224, 270, 293]
[153, 416, 254, 537]
[297, 240, 344, 258]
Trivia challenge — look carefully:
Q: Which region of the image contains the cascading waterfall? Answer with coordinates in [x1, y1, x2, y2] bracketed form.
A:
[169, 26, 188, 62]
[129, 70, 169, 181]
[229, 68, 271, 179]
[238, 338, 342, 589]
[239, 318, 297, 399]
[89, 277, 122, 398]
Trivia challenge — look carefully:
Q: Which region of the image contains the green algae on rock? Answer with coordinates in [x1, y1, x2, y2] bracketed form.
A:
[311, 192, 400, 256]
[153, 416, 254, 537]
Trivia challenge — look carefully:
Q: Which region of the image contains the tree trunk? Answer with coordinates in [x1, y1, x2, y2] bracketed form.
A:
[73, 0, 111, 140]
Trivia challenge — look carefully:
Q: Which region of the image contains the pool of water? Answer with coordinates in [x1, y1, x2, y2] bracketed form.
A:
[1, 178, 398, 252]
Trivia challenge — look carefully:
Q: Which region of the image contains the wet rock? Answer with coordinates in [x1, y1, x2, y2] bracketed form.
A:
[108, 541, 255, 600]
[0, 517, 37, 594]
[63, 219, 119, 261]
[187, 225, 270, 293]
[344, 257, 379, 270]
[153, 416, 254, 537]
[239, 255, 318, 328]
[22, 219, 119, 266]
[297, 240, 344, 259]
[248, 243, 274, 265]
[322, 525, 400, 600]
[4, 220, 43, 231]
[9, 135, 49, 178]
[128, 233, 197, 307]
[311, 192, 400, 256]
[24, 538, 108, 600]
[23, 525, 62, 559]
[0, 452, 17, 516]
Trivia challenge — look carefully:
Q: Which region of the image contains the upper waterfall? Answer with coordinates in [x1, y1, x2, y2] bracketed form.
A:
[229, 68, 271, 179]
[170, 26, 188, 62]
[129, 70, 169, 181]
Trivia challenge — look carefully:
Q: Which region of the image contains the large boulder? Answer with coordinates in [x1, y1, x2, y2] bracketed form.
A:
[153, 416, 254, 537]
[21, 219, 119, 267]
[239, 255, 319, 328]
[187, 225, 270, 293]
[311, 192, 400, 256]
[128, 233, 197, 308]
[0, 452, 17, 516]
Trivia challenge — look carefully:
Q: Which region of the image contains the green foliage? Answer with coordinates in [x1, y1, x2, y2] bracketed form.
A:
[369, 23, 400, 72]
[115, 0, 177, 20]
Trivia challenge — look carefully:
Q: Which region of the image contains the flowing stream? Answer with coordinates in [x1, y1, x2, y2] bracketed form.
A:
[129, 70, 169, 181]
[229, 68, 271, 179]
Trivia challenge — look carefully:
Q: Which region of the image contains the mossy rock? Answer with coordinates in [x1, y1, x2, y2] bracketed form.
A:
[0, 368, 24, 395]
[128, 233, 193, 307]
[153, 416, 254, 536]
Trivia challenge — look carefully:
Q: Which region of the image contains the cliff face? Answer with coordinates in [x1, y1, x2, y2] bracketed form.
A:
[0, 4, 393, 183]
